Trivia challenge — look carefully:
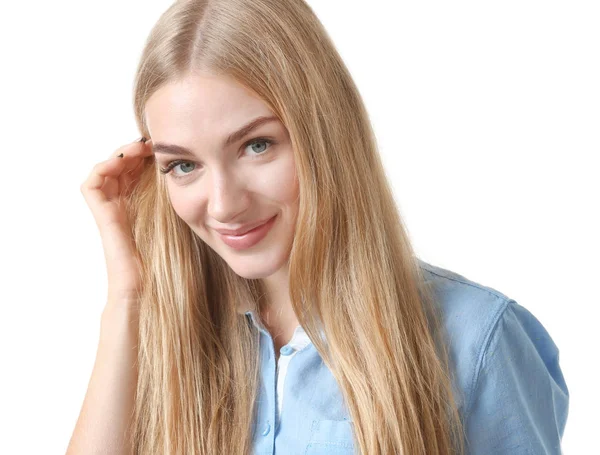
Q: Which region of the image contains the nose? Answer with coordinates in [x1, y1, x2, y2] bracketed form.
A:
[206, 168, 251, 222]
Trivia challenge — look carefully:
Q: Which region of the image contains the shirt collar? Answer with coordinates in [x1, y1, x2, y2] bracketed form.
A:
[244, 309, 324, 347]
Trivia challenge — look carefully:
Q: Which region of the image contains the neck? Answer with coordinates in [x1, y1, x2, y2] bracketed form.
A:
[259, 262, 300, 351]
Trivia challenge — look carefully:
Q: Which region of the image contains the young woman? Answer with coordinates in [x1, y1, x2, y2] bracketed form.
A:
[68, 0, 569, 454]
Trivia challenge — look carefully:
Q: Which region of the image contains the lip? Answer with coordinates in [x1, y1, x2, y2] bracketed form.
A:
[214, 216, 275, 236]
[218, 215, 278, 250]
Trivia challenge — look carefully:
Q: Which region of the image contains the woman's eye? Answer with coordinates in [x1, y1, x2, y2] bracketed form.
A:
[159, 160, 196, 178]
[171, 161, 196, 177]
[244, 138, 273, 157]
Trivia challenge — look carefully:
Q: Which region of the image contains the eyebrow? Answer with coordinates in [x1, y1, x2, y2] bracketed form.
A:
[152, 115, 280, 158]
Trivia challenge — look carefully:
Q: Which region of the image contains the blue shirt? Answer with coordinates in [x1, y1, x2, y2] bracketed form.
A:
[244, 259, 569, 454]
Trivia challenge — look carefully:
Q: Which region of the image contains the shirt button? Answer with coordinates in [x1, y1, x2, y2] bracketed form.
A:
[280, 345, 294, 356]
[261, 421, 271, 436]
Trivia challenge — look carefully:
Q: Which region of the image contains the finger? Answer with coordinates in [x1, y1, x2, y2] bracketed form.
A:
[111, 138, 154, 160]
[119, 172, 133, 196]
[83, 155, 128, 193]
[81, 138, 153, 203]
[87, 137, 152, 188]
[125, 153, 153, 177]
[116, 141, 155, 175]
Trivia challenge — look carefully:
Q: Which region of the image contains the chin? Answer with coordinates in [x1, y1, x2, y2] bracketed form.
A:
[231, 268, 271, 280]
[227, 261, 279, 280]
[224, 250, 288, 280]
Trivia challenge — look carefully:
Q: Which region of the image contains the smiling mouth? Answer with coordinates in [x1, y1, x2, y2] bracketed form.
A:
[215, 216, 276, 236]
[217, 215, 278, 250]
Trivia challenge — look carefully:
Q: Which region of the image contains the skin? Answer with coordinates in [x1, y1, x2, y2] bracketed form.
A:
[144, 71, 300, 353]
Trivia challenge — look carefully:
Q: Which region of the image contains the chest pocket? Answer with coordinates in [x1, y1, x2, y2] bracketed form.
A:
[305, 419, 356, 454]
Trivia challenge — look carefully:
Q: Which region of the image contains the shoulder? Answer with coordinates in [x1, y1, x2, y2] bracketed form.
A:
[417, 259, 512, 408]
[417, 258, 514, 375]
[418, 257, 512, 309]
[417, 259, 569, 453]
[415, 259, 559, 411]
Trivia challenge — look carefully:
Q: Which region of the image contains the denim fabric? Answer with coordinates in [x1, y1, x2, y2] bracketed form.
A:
[244, 259, 569, 454]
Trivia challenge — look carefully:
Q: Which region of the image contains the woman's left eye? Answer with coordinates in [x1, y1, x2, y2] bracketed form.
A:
[244, 138, 273, 158]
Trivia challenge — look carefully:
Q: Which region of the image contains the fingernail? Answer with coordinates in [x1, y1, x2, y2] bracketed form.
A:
[117, 153, 124, 158]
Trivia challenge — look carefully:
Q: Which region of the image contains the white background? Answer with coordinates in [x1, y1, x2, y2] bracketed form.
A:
[0, 1, 597, 453]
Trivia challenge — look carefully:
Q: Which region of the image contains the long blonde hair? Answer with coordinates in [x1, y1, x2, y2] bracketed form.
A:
[127, 0, 466, 453]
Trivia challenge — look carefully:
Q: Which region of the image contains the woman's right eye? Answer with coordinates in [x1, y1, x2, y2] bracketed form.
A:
[159, 160, 197, 179]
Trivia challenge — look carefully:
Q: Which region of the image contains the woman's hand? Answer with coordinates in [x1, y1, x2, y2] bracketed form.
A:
[80, 138, 154, 305]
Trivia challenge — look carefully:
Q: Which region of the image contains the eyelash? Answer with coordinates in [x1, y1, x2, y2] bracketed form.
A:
[158, 137, 275, 180]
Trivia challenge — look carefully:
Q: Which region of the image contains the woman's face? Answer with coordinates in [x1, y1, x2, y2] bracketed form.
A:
[144, 72, 299, 280]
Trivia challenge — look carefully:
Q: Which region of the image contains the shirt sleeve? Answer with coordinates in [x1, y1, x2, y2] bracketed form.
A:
[463, 299, 570, 454]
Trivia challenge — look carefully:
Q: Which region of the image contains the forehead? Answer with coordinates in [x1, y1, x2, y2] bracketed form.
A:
[144, 73, 275, 142]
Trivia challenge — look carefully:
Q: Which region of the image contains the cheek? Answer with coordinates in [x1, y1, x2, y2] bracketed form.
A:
[166, 185, 203, 224]
[257, 154, 299, 205]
